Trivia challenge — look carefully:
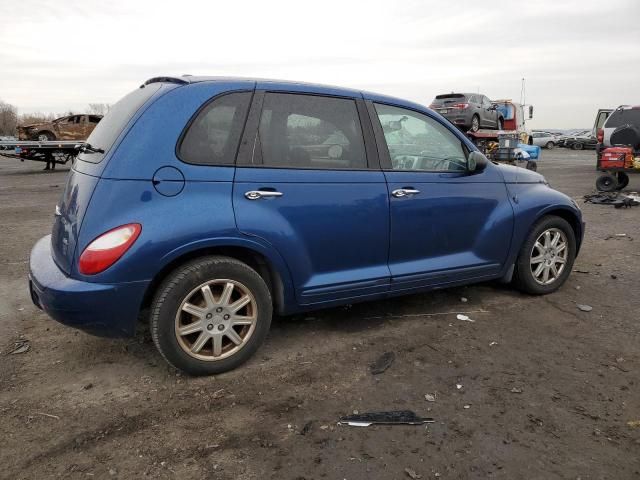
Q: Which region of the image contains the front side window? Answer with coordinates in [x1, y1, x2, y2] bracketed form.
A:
[374, 103, 467, 172]
[257, 93, 366, 169]
[179, 92, 252, 165]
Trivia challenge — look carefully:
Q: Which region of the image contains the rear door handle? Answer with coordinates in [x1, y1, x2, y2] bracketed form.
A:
[391, 188, 420, 198]
[244, 190, 283, 200]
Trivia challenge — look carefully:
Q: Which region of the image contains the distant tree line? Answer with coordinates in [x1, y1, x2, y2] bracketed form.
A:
[0, 100, 111, 136]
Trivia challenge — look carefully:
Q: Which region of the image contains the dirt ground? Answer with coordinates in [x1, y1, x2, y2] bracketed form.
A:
[1, 150, 639, 480]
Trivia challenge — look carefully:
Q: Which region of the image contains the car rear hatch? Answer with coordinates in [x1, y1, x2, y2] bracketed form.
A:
[431, 93, 467, 107]
[603, 106, 640, 146]
[50, 81, 172, 275]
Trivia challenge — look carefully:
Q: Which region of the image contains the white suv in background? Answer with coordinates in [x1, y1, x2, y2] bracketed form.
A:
[597, 106, 640, 149]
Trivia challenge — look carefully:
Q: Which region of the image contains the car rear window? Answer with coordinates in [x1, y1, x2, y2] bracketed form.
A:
[431, 94, 467, 106]
[605, 108, 640, 129]
[77, 83, 162, 164]
[178, 92, 252, 165]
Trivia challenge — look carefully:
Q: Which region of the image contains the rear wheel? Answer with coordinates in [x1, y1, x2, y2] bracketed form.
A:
[150, 256, 272, 375]
[615, 172, 629, 190]
[572, 142, 584, 150]
[545, 141, 555, 149]
[470, 115, 480, 132]
[596, 173, 618, 192]
[37, 131, 55, 141]
[513, 216, 576, 295]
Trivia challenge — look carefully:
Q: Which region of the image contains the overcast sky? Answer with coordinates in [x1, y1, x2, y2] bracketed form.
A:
[1, 0, 638, 128]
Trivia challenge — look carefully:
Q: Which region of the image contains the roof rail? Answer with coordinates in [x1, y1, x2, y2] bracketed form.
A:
[143, 76, 190, 86]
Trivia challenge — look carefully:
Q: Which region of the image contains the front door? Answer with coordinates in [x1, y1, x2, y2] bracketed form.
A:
[233, 91, 390, 305]
[368, 101, 514, 291]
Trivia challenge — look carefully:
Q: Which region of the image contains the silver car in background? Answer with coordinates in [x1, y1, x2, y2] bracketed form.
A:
[530, 131, 557, 149]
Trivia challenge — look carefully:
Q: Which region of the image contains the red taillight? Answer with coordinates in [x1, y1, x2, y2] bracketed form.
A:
[451, 103, 469, 109]
[78, 223, 141, 275]
[597, 128, 604, 143]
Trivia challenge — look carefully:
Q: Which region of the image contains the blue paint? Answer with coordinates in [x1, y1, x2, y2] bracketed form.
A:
[29, 76, 584, 338]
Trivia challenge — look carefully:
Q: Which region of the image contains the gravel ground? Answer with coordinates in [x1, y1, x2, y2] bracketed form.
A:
[1, 150, 639, 480]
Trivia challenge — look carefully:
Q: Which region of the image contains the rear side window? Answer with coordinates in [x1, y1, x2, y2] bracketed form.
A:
[78, 83, 162, 164]
[179, 92, 252, 165]
[256, 93, 366, 169]
[605, 108, 640, 128]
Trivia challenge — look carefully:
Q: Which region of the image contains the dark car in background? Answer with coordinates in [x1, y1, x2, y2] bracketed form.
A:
[430, 93, 503, 132]
[563, 130, 597, 150]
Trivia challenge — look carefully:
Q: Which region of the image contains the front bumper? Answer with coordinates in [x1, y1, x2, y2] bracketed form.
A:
[29, 235, 149, 338]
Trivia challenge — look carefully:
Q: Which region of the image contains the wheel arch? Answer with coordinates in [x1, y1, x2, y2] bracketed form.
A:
[534, 207, 583, 254]
[140, 239, 295, 317]
[36, 129, 55, 140]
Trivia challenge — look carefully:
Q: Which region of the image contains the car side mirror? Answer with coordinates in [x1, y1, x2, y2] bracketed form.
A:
[468, 151, 489, 173]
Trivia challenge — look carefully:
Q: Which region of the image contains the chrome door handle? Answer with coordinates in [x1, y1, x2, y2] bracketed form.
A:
[244, 190, 283, 200]
[391, 188, 420, 198]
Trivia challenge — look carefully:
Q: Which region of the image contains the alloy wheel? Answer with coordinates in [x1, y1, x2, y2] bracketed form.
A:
[529, 228, 568, 285]
[174, 279, 258, 361]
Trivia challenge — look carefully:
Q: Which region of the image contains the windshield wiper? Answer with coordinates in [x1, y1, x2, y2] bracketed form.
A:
[75, 143, 104, 154]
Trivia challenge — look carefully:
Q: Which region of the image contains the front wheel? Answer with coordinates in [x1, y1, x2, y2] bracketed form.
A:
[150, 256, 272, 375]
[513, 216, 576, 295]
[545, 142, 555, 149]
[572, 143, 584, 150]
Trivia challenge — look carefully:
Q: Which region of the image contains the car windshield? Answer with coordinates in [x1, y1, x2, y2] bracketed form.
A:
[77, 83, 162, 164]
[605, 108, 640, 129]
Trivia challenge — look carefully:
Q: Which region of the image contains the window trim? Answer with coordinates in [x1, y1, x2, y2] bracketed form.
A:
[366, 100, 471, 173]
[175, 89, 254, 167]
[236, 90, 378, 171]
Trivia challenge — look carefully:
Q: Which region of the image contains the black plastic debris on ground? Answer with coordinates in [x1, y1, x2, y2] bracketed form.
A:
[584, 192, 640, 208]
[339, 410, 434, 427]
[370, 351, 395, 374]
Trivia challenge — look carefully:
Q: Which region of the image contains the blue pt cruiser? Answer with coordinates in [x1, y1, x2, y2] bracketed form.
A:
[29, 76, 584, 375]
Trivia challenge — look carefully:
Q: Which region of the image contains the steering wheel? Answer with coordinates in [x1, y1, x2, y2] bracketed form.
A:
[418, 152, 467, 171]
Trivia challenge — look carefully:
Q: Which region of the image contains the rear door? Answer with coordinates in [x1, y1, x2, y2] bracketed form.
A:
[367, 100, 514, 291]
[233, 90, 390, 305]
[480, 96, 497, 128]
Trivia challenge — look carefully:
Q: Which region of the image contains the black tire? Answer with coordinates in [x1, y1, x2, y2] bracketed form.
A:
[512, 216, 576, 295]
[470, 115, 480, 132]
[37, 131, 55, 141]
[545, 142, 555, 150]
[572, 142, 584, 150]
[615, 172, 629, 190]
[526, 161, 538, 171]
[596, 174, 618, 192]
[150, 256, 272, 376]
[498, 118, 504, 130]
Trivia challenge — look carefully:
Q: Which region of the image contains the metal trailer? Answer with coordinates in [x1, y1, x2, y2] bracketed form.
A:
[0, 140, 80, 168]
[467, 129, 538, 171]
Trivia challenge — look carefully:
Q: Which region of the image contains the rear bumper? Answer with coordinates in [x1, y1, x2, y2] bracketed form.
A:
[442, 112, 472, 127]
[29, 235, 149, 338]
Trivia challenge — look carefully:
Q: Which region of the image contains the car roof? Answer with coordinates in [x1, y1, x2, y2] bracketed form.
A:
[144, 75, 429, 112]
